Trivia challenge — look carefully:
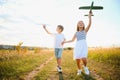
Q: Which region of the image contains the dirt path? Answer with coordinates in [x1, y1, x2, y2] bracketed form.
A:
[46, 67, 59, 80]
[24, 56, 54, 80]
[47, 67, 64, 80]
[45, 62, 104, 80]
[23, 50, 104, 80]
[46, 69, 104, 80]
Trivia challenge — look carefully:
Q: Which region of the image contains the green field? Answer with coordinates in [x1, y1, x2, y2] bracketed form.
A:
[0, 48, 120, 80]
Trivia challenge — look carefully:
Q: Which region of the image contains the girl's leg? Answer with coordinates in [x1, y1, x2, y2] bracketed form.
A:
[76, 59, 81, 69]
[82, 58, 87, 66]
[76, 59, 82, 75]
[82, 58, 90, 75]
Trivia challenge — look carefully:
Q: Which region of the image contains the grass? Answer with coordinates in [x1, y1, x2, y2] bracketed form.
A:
[33, 50, 96, 80]
[88, 48, 120, 67]
[0, 48, 120, 80]
[0, 50, 54, 80]
[33, 58, 56, 80]
[88, 48, 120, 80]
[61, 50, 96, 80]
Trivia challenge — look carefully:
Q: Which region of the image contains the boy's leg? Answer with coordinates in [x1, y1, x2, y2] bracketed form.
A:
[55, 48, 60, 66]
[57, 58, 62, 67]
[55, 48, 63, 72]
[54, 48, 58, 58]
[57, 48, 63, 67]
[57, 58, 62, 72]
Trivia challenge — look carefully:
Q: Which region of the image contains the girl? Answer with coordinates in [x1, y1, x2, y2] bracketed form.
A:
[63, 11, 92, 75]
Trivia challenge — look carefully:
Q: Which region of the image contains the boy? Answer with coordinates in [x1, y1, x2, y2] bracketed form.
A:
[43, 25, 65, 72]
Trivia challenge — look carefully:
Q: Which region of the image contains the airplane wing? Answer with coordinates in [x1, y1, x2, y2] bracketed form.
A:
[79, 6, 103, 10]
[84, 14, 94, 16]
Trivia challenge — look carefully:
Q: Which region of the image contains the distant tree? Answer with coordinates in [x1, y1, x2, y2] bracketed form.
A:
[15, 42, 23, 54]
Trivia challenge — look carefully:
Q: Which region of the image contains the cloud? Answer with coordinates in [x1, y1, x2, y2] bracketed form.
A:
[0, 0, 17, 7]
[0, 0, 7, 6]
[0, 25, 10, 30]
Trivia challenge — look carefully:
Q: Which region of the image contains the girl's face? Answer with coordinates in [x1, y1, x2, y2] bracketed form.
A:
[77, 21, 85, 31]
[78, 21, 84, 28]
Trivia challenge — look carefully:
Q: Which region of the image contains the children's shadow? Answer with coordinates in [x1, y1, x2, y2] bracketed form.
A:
[75, 72, 96, 80]
[82, 73, 96, 80]
[58, 72, 64, 80]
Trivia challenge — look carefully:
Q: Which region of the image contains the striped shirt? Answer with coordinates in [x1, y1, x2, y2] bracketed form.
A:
[76, 30, 86, 41]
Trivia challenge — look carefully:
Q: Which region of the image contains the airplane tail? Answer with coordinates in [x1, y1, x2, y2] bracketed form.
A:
[90, 1, 94, 11]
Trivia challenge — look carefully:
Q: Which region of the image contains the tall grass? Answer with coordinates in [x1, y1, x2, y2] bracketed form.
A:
[88, 48, 120, 80]
[0, 48, 120, 80]
[0, 50, 54, 80]
[88, 48, 120, 67]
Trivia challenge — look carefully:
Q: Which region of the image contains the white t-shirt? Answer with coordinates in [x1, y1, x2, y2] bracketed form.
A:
[52, 33, 65, 48]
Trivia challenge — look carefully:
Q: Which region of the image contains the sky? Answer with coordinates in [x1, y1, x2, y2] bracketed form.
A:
[0, 0, 120, 48]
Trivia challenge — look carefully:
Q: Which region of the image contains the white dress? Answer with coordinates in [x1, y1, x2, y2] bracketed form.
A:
[73, 31, 88, 59]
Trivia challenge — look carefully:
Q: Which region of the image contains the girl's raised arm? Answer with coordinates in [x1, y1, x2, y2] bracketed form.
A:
[85, 11, 92, 33]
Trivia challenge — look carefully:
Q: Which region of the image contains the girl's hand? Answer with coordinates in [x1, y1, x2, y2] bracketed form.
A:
[88, 10, 92, 19]
[89, 10, 93, 16]
[61, 41, 65, 45]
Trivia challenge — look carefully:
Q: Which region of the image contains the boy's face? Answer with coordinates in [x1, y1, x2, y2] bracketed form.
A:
[56, 27, 62, 33]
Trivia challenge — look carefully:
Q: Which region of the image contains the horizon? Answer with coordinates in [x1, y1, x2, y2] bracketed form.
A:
[0, 44, 119, 48]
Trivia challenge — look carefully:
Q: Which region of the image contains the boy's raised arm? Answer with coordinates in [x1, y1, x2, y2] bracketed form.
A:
[43, 25, 52, 35]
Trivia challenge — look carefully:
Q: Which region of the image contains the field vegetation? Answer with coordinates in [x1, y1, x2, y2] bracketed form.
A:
[0, 47, 120, 80]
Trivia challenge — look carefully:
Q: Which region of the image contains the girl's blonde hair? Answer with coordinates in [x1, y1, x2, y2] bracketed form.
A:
[77, 21, 85, 31]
